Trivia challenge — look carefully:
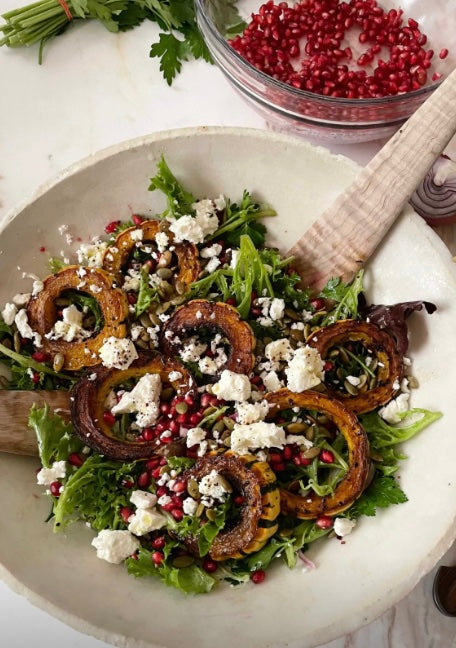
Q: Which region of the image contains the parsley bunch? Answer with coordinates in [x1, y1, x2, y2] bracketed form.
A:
[0, 0, 244, 84]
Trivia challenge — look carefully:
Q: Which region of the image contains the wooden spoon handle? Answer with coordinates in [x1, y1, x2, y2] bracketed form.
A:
[287, 69, 456, 292]
[0, 390, 71, 456]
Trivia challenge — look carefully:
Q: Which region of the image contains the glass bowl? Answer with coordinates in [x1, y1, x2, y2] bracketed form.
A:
[195, 0, 455, 142]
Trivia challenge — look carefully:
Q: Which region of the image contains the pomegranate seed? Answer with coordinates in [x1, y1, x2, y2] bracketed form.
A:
[160, 403, 171, 415]
[68, 453, 84, 467]
[104, 220, 120, 234]
[282, 446, 293, 461]
[184, 394, 195, 407]
[151, 466, 162, 479]
[49, 481, 62, 497]
[156, 486, 167, 497]
[132, 214, 143, 225]
[226, 297, 236, 306]
[169, 420, 179, 434]
[273, 462, 285, 472]
[121, 479, 135, 489]
[299, 455, 312, 466]
[39, 246, 46, 252]
[251, 569, 266, 584]
[200, 393, 212, 408]
[142, 428, 154, 442]
[189, 413, 202, 426]
[202, 558, 218, 573]
[152, 536, 166, 549]
[32, 372, 40, 384]
[152, 551, 164, 565]
[323, 361, 334, 372]
[234, 495, 245, 506]
[171, 508, 183, 521]
[310, 298, 325, 311]
[439, 48, 449, 59]
[172, 480, 187, 493]
[127, 292, 137, 305]
[432, 72, 442, 81]
[103, 411, 116, 426]
[316, 515, 333, 529]
[120, 507, 133, 523]
[31, 351, 49, 362]
[320, 449, 335, 463]
[138, 472, 151, 488]
[269, 452, 283, 464]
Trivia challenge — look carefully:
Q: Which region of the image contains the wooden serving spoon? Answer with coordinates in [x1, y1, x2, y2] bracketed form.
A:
[1, 69, 456, 458]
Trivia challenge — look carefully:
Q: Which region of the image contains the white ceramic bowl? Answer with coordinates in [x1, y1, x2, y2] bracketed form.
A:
[1, 127, 456, 648]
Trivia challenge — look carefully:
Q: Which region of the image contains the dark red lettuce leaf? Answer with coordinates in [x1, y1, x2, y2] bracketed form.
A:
[360, 299, 436, 355]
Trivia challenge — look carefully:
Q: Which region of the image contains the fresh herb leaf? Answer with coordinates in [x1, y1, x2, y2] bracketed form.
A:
[361, 408, 442, 450]
[126, 547, 217, 594]
[149, 33, 190, 85]
[49, 257, 68, 273]
[149, 155, 195, 217]
[166, 456, 195, 472]
[29, 405, 84, 468]
[347, 474, 407, 518]
[211, 191, 275, 248]
[320, 270, 365, 325]
[135, 268, 158, 317]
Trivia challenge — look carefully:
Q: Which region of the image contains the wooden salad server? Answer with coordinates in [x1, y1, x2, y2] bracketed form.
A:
[2, 70, 456, 458]
[287, 67, 456, 292]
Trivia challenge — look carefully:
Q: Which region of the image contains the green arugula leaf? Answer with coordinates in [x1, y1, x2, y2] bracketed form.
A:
[135, 268, 158, 317]
[347, 475, 408, 518]
[166, 456, 196, 472]
[53, 454, 137, 531]
[148, 155, 195, 217]
[320, 270, 365, 325]
[290, 519, 330, 549]
[63, 290, 103, 331]
[361, 408, 442, 449]
[126, 547, 217, 594]
[29, 405, 84, 468]
[49, 257, 68, 273]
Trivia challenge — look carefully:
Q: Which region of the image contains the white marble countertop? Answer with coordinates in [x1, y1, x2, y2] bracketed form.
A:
[0, 3, 455, 647]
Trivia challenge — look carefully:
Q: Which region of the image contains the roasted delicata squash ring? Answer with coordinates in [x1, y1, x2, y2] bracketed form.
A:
[26, 266, 129, 371]
[71, 351, 193, 461]
[160, 299, 256, 376]
[102, 219, 200, 288]
[266, 389, 369, 519]
[307, 319, 403, 415]
[181, 451, 280, 561]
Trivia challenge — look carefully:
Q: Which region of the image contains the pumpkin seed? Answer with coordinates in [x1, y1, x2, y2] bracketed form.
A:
[206, 508, 217, 522]
[187, 479, 200, 499]
[136, 339, 149, 350]
[222, 417, 235, 431]
[369, 450, 384, 462]
[336, 367, 345, 380]
[148, 311, 161, 326]
[175, 281, 186, 296]
[213, 420, 226, 434]
[158, 250, 172, 268]
[157, 267, 173, 280]
[314, 309, 328, 318]
[53, 353, 64, 372]
[161, 388, 174, 402]
[157, 282, 173, 299]
[196, 502, 205, 517]
[302, 446, 321, 459]
[344, 379, 359, 396]
[369, 376, 377, 390]
[328, 348, 340, 358]
[357, 374, 368, 389]
[172, 555, 195, 568]
[304, 323, 311, 339]
[156, 300, 171, 314]
[159, 220, 169, 233]
[338, 347, 349, 364]
[140, 331, 150, 342]
[284, 308, 300, 321]
[216, 475, 233, 493]
[316, 414, 328, 425]
[203, 406, 217, 417]
[305, 427, 315, 441]
[140, 312, 152, 328]
[312, 383, 327, 393]
[175, 402, 188, 415]
[279, 528, 293, 537]
[54, 297, 71, 307]
[286, 422, 309, 434]
[13, 331, 21, 353]
[170, 295, 186, 306]
[408, 375, 419, 389]
[290, 328, 304, 342]
[263, 336, 273, 345]
[369, 357, 378, 372]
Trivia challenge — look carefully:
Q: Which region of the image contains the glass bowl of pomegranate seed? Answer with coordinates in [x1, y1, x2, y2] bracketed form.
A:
[196, 0, 455, 142]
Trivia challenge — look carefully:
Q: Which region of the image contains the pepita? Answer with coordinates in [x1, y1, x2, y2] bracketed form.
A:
[338, 347, 349, 364]
[344, 379, 359, 396]
[158, 250, 172, 268]
[222, 417, 235, 431]
[290, 328, 304, 342]
[357, 374, 368, 389]
[369, 450, 384, 462]
[369, 376, 378, 390]
[13, 331, 21, 353]
[284, 308, 300, 321]
[206, 509, 217, 522]
[286, 422, 309, 434]
[161, 387, 174, 401]
[328, 348, 340, 358]
[140, 312, 152, 328]
[195, 502, 205, 517]
[175, 281, 186, 296]
[305, 427, 315, 441]
[213, 420, 226, 434]
[172, 555, 195, 568]
[175, 402, 188, 415]
[156, 267, 173, 280]
[136, 338, 149, 350]
[408, 375, 419, 389]
[302, 446, 321, 459]
[187, 478, 200, 499]
[53, 353, 64, 372]
[54, 297, 71, 307]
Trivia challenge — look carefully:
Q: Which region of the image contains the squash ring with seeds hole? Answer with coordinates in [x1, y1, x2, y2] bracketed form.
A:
[26, 265, 129, 371]
[102, 219, 200, 290]
[179, 451, 280, 561]
[266, 389, 369, 519]
[71, 351, 194, 461]
[160, 299, 255, 378]
[307, 319, 403, 415]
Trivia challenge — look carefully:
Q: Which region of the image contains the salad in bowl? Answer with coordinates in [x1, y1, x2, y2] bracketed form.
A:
[0, 156, 441, 595]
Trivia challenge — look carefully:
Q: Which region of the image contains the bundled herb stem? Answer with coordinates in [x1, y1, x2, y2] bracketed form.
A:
[0, 0, 244, 81]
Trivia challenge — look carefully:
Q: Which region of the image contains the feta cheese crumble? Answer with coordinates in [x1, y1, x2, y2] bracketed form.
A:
[14, 309, 42, 347]
[212, 370, 251, 402]
[47, 304, 90, 343]
[1, 302, 17, 326]
[36, 460, 67, 486]
[128, 508, 167, 536]
[235, 400, 269, 425]
[230, 421, 311, 455]
[198, 470, 231, 501]
[285, 346, 324, 393]
[91, 530, 140, 564]
[98, 336, 138, 370]
[77, 240, 108, 268]
[264, 338, 293, 363]
[130, 490, 157, 509]
[378, 392, 410, 424]
[334, 518, 356, 537]
[111, 373, 162, 428]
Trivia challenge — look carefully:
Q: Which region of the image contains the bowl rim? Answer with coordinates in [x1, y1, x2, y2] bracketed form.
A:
[195, 0, 443, 108]
[1, 125, 456, 648]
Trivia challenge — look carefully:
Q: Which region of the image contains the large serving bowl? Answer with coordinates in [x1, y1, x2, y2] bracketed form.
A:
[1, 127, 456, 648]
[195, 0, 455, 142]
